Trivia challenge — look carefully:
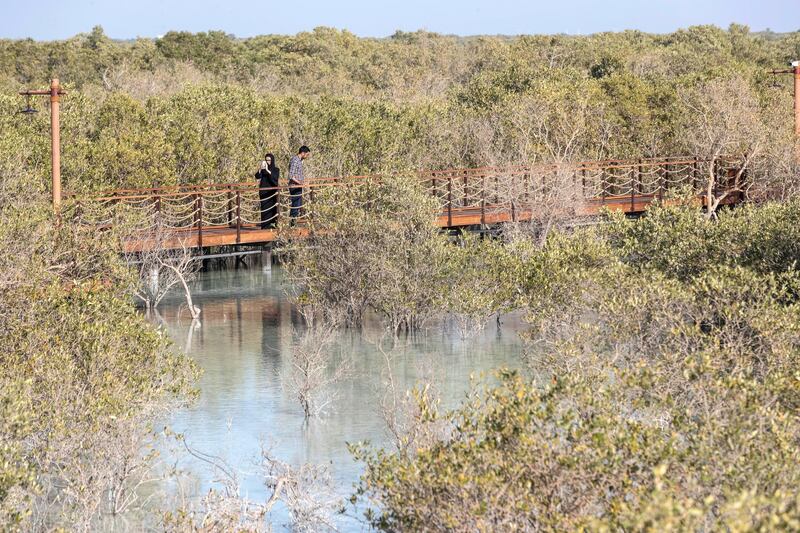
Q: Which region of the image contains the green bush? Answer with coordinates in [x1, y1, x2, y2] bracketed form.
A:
[1, 25, 797, 193]
[354, 202, 800, 531]
[281, 174, 451, 332]
[0, 149, 197, 528]
[602, 200, 800, 283]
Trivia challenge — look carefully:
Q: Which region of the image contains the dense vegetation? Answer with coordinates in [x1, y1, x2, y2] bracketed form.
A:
[281, 174, 524, 335]
[0, 25, 798, 195]
[3, 23, 800, 531]
[0, 132, 197, 528]
[353, 199, 800, 531]
[282, 170, 800, 529]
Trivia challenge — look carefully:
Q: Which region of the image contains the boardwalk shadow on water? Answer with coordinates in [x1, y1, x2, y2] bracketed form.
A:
[148, 264, 525, 531]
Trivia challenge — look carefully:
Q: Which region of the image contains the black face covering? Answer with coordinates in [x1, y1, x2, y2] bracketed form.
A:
[264, 153, 278, 173]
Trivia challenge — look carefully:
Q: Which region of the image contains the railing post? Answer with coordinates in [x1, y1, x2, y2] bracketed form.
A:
[155, 195, 161, 219]
[481, 175, 486, 225]
[637, 159, 643, 194]
[235, 190, 241, 244]
[542, 171, 546, 200]
[303, 183, 314, 224]
[739, 168, 747, 202]
[581, 167, 587, 198]
[196, 194, 203, 248]
[447, 177, 453, 227]
[632, 158, 641, 212]
[601, 167, 607, 206]
[658, 163, 665, 202]
[227, 185, 233, 226]
[463, 170, 468, 207]
[712, 158, 719, 200]
[693, 156, 699, 190]
[524, 172, 530, 203]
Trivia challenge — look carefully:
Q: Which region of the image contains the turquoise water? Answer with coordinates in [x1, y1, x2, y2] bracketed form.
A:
[157, 263, 525, 530]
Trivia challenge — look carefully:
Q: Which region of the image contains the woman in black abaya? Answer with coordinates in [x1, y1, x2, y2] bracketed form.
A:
[256, 153, 280, 229]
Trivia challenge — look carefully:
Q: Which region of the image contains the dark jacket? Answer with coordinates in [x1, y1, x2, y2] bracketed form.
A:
[257, 167, 280, 189]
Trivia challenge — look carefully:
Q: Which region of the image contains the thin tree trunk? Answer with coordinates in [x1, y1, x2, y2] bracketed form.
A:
[162, 261, 200, 320]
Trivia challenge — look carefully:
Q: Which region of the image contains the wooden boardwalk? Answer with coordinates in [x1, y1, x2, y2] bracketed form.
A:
[70, 156, 743, 252]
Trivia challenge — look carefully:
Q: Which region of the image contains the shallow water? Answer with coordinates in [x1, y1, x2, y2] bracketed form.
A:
[156, 263, 525, 530]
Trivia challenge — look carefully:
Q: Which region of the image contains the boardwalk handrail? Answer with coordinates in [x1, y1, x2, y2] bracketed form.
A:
[70, 155, 735, 200]
[68, 155, 744, 251]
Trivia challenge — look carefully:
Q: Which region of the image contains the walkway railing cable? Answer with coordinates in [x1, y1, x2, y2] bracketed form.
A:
[67, 156, 742, 249]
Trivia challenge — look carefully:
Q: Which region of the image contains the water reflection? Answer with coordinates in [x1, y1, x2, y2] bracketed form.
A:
[157, 264, 524, 530]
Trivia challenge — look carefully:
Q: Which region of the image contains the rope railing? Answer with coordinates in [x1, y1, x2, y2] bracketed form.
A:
[68, 156, 743, 247]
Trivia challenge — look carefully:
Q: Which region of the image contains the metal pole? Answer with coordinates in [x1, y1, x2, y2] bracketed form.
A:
[773, 61, 800, 158]
[19, 80, 65, 212]
[50, 79, 61, 212]
[196, 194, 203, 248]
[447, 177, 452, 227]
[235, 190, 241, 244]
[481, 175, 486, 225]
[463, 170, 468, 207]
[794, 61, 800, 140]
[227, 186, 233, 226]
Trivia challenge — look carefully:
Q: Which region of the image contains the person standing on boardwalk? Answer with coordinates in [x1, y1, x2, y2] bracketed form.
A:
[257, 153, 280, 229]
[288, 146, 311, 222]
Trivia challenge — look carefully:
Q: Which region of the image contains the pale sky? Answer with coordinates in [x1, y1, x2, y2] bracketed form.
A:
[0, 0, 797, 40]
